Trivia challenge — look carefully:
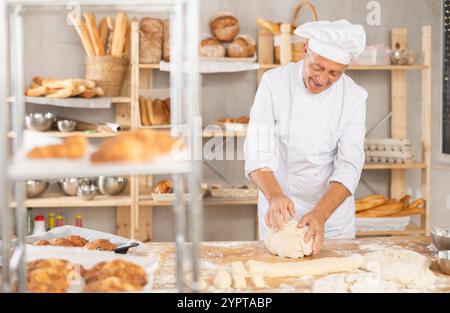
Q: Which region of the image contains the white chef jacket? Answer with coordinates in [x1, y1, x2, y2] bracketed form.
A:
[244, 60, 367, 239]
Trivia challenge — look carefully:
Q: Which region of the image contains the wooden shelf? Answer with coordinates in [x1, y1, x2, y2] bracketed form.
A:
[259, 64, 428, 70]
[356, 224, 426, 237]
[139, 196, 258, 206]
[7, 96, 131, 104]
[10, 193, 132, 208]
[202, 129, 246, 137]
[8, 131, 118, 138]
[363, 162, 427, 170]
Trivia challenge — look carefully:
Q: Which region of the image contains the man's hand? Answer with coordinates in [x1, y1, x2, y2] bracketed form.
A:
[264, 194, 295, 231]
[298, 210, 326, 255]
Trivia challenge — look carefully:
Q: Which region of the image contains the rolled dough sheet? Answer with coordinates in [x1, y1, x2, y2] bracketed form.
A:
[246, 254, 365, 278]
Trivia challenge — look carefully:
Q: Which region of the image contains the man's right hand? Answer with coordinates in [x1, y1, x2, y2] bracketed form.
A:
[264, 194, 296, 231]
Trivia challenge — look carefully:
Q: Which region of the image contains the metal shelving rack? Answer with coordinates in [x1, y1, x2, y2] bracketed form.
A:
[0, 0, 202, 293]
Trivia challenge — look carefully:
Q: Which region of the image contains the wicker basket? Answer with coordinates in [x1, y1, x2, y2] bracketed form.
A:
[85, 56, 129, 97]
[274, 1, 318, 64]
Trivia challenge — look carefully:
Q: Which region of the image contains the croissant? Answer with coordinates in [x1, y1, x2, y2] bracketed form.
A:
[33, 240, 50, 246]
[66, 235, 88, 247]
[49, 237, 74, 247]
[85, 239, 117, 251]
[84, 276, 141, 292]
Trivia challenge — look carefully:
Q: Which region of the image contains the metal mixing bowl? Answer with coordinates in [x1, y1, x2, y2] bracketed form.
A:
[437, 251, 450, 275]
[97, 176, 127, 196]
[57, 119, 76, 132]
[25, 112, 55, 131]
[430, 227, 450, 250]
[26, 180, 49, 198]
[58, 177, 82, 196]
[77, 183, 97, 201]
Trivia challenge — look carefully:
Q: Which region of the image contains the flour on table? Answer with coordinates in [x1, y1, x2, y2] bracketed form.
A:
[313, 272, 400, 293]
[264, 220, 313, 258]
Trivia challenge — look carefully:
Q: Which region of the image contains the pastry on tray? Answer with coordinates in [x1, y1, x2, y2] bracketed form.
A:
[27, 136, 88, 159]
[25, 77, 103, 99]
[33, 239, 51, 246]
[27, 258, 83, 293]
[82, 259, 147, 288]
[90, 129, 179, 163]
[48, 237, 75, 247]
[84, 276, 142, 292]
[84, 239, 118, 251]
[66, 235, 89, 247]
[218, 115, 249, 124]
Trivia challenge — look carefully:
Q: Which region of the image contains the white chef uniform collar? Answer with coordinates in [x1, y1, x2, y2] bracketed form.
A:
[294, 19, 366, 65]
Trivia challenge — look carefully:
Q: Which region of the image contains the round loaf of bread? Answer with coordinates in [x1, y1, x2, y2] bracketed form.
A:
[226, 35, 256, 58]
[210, 12, 239, 42]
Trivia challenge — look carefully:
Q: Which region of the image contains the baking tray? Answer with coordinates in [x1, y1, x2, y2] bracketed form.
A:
[25, 245, 159, 292]
[355, 216, 411, 232]
[25, 225, 152, 256]
[210, 184, 258, 199]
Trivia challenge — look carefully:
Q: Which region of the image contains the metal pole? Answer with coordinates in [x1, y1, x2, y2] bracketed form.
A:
[0, 0, 12, 293]
[170, 3, 185, 292]
[186, 0, 202, 292]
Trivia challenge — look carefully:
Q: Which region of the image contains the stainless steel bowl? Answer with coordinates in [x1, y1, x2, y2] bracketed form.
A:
[26, 180, 49, 198]
[430, 227, 450, 250]
[58, 177, 81, 196]
[97, 176, 127, 196]
[25, 112, 55, 131]
[437, 251, 450, 275]
[77, 183, 97, 201]
[57, 119, 76, 132]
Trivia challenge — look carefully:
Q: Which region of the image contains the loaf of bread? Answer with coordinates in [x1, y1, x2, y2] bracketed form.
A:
[153, 179, 173, 194]
[356, 202, 404, 217]
[227, 35, 256, 58]
[163, 19, 170, 62]
[139, 17, 163, 64]
[355, 194, 386, 212]
[199, 37, 226, 58]
[210, 12, 239, 42]
[90, 129, 177, 163]
[27, 137, 88, 159]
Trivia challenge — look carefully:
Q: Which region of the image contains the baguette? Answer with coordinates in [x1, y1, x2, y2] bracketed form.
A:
[139, 96, 150, 126]
[408, 198, 425, 210]
[389, 206, 426, 217]
[25, 86, 48, 97]
[84, 13, 105, 56]
[256, 18, 281, 35]
[30, 81, 41, 89]
[79, 88, 97, 98]
[111, 12, 128, 58]
[106, 16, 115, 55]
[67, 12, 95, 57]
[99, 17, 109, 50]
[356, 202, 404, 217]
[94, 87, 104, 97]
[122, 20, 132, 58]
[33, 76, 45, 85]
[399, 195, 411, 206]
[71, 85, 86, 96]
[41, 79, 79, 90]
[73, 79, 96, 89]
[46, 88, 73, 98]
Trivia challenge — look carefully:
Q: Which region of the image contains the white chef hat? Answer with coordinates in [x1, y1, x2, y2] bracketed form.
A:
[294, 19, 366, 65]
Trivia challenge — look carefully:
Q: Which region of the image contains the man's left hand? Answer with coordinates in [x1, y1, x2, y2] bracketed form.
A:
[297, 210, 326, 255]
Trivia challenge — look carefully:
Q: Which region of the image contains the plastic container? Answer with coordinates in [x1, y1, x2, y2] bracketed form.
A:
[33, 215, 46, 235]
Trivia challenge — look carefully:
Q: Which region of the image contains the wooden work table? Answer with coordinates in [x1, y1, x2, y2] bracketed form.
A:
[148, 236, 450, 292]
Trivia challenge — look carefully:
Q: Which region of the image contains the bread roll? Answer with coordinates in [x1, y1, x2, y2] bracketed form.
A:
[199, 37, 225, 58]
[227, 35, 256, 58]
[139, 17, 163, 64]
[210, 12, 239, 42]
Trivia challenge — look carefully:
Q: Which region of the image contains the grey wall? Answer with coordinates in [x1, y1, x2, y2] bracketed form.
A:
[18, 0, 448, 240]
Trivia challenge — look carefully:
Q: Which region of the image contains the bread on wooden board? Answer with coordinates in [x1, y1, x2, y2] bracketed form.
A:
[139, 17, 163, 64]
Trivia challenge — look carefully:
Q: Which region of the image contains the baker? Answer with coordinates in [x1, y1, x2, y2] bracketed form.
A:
[244, 20, 367, 255]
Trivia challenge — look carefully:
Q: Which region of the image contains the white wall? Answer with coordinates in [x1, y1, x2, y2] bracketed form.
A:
[17, 0, 448, 240]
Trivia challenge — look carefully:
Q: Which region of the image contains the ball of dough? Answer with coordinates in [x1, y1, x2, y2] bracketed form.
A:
[213, 270, 232, 290]
[264, 220, 313, 258]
